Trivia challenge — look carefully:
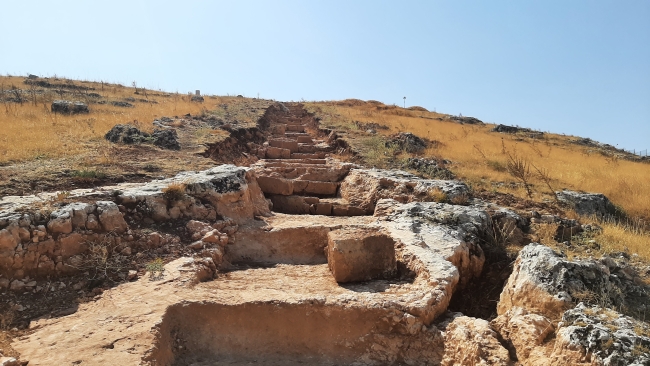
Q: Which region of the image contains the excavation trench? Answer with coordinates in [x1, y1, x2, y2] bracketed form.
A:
[152, 302, 440, 366]
[147, 220, 431, 365]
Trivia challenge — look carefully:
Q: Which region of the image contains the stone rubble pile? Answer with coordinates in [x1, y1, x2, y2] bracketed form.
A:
[0, 165, 269, 285]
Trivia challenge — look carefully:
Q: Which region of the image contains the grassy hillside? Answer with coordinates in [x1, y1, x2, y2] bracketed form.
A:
[307, 99, 650, 261]
[307, 100, 650, 221]
[0, 75, 272, 197]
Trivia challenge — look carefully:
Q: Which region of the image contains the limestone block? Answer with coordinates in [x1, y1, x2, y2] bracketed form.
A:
[148, 232, 163, 248]
[309, 203, 332, 216]
[17, 227, 31, 242]
[47, 209, 73, 234]
[294, 181, 338, 196]
[268, 139, 298, 152]
[186, 220, 213, 237]
[96, 201, 128, 233]
[85, 214, 100, 230]
[59, 233, 86, 259]
[0, 226, 19, 255]
[257, 176, 293, 195]
[145, 196, 170, 222]
[270, 124, 286, 135]
[0, 357, 19, 366]
[491, 306, 553, 360]
[285, 124, 304, 132]
[10, 279, 25, 291]
[270, 195, 310, 214]
[68, 202, 95, 229]
[265, 147, 291, 159]
[297, 144, 315, 153]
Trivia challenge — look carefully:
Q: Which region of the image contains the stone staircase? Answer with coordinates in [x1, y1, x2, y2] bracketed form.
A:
[254, 104, 365, 216]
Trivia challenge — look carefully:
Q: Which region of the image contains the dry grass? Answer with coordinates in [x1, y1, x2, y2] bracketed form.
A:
[0, 309, 15, 330]
[0, 75, 226, 163]
[312, 100, 650, 220]
[534, 223, 561, 246]
[312, 100, 650, 261]
[162, 182, 187, 202]
[426, 188, 448, 203]
[594, 221, 650, 259]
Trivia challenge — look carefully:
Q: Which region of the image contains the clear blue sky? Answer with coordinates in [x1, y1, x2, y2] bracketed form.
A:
[2, 1, 648, 151]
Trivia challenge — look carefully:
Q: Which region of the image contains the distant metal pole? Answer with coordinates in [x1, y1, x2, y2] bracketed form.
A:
[403, 97, 406, 108]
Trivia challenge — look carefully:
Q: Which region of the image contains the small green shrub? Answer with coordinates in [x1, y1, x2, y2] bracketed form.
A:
[145, 258, 165, 279]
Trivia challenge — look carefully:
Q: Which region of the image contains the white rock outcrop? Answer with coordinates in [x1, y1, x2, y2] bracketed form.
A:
[441, 316, 511, 366]
[340, 168, 470, 213]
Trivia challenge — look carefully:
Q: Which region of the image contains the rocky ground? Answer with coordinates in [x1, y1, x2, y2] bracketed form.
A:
[0, 103, 649, 365]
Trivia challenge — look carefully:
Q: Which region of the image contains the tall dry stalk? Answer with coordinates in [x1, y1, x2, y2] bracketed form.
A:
[506, 152, 533, 198]
[532, 163, 559, 202]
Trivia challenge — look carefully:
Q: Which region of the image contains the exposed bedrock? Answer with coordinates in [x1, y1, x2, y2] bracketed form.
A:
[441, 316, 512, 366]
[492, 243, 650, 365]
[340, 169, 470, 214]
[152, 302, 444, 366]
[498, 243, 647, 320]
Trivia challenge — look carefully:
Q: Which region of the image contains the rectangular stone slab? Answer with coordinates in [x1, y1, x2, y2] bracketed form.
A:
[285, 125, 305, 132]
[269, 139, 299, 152]
[257, 176, 293, 195]
[265, 147, 291, 159]
[298, 181, 338, 196]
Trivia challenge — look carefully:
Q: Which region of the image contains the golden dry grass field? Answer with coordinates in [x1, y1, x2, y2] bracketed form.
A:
[307, 99, 650, 260]
[308, 100, 650, 220]
[0, 75, 257, 163]
[0, 75, 270, 197]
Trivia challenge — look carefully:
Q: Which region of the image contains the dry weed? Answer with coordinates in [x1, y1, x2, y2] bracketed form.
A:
[162, 182, 187, 202]
[0, 309, 15, 330]
[426, 188, 448, 203]
[450, 193, 470, 206]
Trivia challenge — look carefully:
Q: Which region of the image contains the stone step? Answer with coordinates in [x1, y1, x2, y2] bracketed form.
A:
[265, 146, 291, 159]
[261, 159, 327, 165]
[256, 166, 350, 182]
[257, 177, 338, 196]
[297, 143, 316, 153]
[319, 198, 369, 216]
[269, 195, 332, 215]
[284, 132, 310, 137]
[280, 134, 313, 143]
[268, 139, 298, 153]
[289, 153, 326, 159]
[331, 205, 367, 216]
[270, 124, 286, 135]
[285, 125, 305, 132]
